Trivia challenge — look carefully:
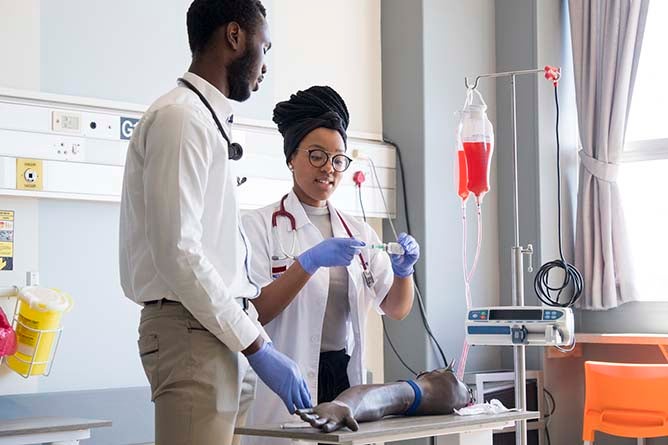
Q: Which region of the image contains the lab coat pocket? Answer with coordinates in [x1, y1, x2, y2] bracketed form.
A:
[138, 334, 159, 396]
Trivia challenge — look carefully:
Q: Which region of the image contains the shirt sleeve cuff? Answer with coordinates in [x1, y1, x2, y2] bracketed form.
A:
[217, 310, 261, 352]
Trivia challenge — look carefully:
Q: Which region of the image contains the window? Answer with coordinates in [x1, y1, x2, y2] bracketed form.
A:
[620, 1, 668, 301]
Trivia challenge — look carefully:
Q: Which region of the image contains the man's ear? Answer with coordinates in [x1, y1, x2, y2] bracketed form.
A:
[226, 21, 244, 51]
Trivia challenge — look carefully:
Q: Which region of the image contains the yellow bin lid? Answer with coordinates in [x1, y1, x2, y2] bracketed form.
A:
[18, 287, 72, 313]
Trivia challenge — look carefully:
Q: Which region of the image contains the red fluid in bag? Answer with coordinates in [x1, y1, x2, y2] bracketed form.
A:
[0, 308, 17, 357]
[463, 141, 493, 198]
[457, 150, 470, 201]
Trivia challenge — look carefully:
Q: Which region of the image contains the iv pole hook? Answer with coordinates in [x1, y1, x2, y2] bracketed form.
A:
[464, 66, 560, 91]
[464, 76, 481, 90]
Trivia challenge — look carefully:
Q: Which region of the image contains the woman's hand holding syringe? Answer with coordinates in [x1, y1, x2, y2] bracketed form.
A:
[361, 233, 420, 278]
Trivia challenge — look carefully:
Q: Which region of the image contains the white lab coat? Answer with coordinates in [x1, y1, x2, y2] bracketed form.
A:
[242, 190, 393, 439]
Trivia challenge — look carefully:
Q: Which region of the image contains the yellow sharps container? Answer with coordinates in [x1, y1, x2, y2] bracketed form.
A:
[6, 287, 72, 376]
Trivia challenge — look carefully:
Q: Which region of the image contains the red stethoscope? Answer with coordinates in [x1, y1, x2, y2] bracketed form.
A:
[271, 194, 375, 288]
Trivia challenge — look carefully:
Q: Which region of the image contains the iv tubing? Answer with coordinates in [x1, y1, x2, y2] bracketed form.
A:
[456, 203, 483, 379]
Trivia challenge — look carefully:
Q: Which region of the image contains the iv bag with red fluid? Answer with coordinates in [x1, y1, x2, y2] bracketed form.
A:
[457, 149, 469, 201]
[454, 119, 470, 202]
[459, 88, 494, 204]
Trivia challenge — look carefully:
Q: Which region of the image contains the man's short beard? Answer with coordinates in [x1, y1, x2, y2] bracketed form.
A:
[228, 49, 255, 102]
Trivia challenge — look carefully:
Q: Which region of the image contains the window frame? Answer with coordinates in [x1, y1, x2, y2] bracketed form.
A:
[622, 138, 668, 163]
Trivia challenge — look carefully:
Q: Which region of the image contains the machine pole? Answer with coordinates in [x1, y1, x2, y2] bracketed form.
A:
[464, 68, 550, 445]
[510, 74, 528, 445]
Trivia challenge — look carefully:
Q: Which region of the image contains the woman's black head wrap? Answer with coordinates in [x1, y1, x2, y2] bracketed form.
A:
[273, 85, 349, 163]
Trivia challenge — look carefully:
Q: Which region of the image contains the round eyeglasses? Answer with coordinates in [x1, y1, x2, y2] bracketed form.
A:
[297, 148, 353, 172]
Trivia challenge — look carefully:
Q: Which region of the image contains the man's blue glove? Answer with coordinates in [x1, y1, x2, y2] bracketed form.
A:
[297, 237, 365, 275]
[390, 232, 420, 278]
[246, 342, 312, 414]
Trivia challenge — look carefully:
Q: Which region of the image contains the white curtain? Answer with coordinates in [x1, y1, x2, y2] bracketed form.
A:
[569, 0, 649, 310]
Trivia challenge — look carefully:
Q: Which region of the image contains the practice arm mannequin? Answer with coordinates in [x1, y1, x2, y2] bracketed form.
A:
[297, 367, 472, 432]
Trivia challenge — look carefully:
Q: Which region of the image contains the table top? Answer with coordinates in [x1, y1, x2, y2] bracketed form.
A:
[0, 417, 111, 437]
[236, 411, 539, 444]
[576, 333, 668, 345]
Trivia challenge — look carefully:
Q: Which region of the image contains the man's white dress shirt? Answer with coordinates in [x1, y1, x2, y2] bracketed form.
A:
[120, 72, 267, 352]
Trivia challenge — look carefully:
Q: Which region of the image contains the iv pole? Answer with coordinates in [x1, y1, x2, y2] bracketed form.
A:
[464, 67, 557, 445]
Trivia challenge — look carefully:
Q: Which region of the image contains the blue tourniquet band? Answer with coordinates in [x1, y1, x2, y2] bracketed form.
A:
[403, 380, 422, 416]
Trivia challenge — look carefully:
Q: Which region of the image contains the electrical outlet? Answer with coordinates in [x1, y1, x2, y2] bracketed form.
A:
[53, 140, 85, 161]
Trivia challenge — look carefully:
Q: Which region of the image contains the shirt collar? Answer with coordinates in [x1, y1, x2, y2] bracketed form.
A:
[302, 202, 330, 216]
[180, 72, 234, 131]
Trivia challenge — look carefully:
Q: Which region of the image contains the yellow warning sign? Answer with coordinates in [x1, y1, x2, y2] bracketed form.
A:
[0, 242, 11, 256]
[16, 158, 43, 191]
[0, 210, 14, 271]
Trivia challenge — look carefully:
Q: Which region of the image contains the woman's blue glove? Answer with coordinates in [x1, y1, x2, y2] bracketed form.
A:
[297, 237, 366, 275]
[246, 342, 312, 414]
[391, 232, 420, 278]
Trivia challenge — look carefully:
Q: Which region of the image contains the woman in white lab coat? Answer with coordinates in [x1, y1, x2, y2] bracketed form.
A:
[242, 86, 420, 436]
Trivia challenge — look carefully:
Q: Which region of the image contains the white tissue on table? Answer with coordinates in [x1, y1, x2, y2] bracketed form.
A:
[454, 399, 518, 416]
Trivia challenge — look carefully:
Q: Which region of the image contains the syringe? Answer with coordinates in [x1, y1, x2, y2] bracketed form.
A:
[366, 242, 405, 255]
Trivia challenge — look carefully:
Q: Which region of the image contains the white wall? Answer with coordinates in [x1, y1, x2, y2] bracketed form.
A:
[39, 0, 191, 101]
[0, 0, 40, 90]
[537, 0, 579, 285]
[36, 200, 143, 393]
[381, 0, 501, 387]
[272, 0, 382, 135]
[423, 0, 499, 373]
[39, 0, 382, 135]
[1, 0, 384, 396]
[0, 1, 41, 395]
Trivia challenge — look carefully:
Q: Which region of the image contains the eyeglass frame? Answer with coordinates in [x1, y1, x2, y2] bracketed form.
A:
[295, 147, 353, 172]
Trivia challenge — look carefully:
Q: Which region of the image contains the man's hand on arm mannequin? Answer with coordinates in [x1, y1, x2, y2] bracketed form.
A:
[244, 336, 313, 414]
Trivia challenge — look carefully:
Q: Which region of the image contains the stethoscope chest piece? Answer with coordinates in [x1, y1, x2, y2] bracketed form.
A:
[177, 77, 244, 161]
[228, 142, 243, 161]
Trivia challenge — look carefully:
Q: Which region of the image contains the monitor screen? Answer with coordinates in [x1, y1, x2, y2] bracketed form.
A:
[489, 309, 543, 320]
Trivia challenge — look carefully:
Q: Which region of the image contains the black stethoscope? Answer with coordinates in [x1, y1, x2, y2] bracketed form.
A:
[271, 194, 376, 288]
[178, 77, 244, 162]
[178, 78, 252, 310]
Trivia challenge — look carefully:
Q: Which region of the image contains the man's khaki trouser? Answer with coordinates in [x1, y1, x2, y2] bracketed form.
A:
[138, 301, 256, 445]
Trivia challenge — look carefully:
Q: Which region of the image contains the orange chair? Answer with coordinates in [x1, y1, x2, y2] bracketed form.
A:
[583, 361, 668, 444]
